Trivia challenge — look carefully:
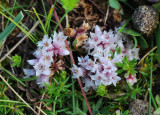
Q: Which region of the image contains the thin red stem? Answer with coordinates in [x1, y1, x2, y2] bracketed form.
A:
[48, 0, 92, 114]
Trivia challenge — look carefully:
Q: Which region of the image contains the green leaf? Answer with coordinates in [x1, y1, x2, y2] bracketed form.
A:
[73, 39, 77, 48]
[121, 29, 141, 36]
[156, 23, 160, 64]
[115, 62, 124, 67]
[155, 95, 160, 106]
[132, 36, 137, 48]
[154, 107, 160, 115]
[60, 0, 79, 12]
[128, 59, 136, 66]
[19, 76, 38, 81]
[109, 0, 121, 9]
[138, 35, 148, 49]
[0, 11, 24, 48]
[139, 71, 149, 77]
[116, 69, 124, 74]
[118, 17, 132, 33]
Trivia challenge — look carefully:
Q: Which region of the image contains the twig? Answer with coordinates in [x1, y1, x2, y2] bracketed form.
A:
[0, 75, 38, 114]
[138, 46, 157, 65]
[65, 14, 69, 28]
[104, 3, 109, 25]
[88, 0, 104, 15]
[37, 92, 46, 115]
[0, 21, 40, 63]
[48, 0, 93, 114]
[36, 106, 47, 115]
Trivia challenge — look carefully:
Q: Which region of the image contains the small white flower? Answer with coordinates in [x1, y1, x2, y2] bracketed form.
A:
[41, 50, 54, 64]
[36, 74, 49, 87]
[78, 55, 89, 66]
[70, 64, 84, 78]
[33, 60, 51, 76]
[82, 78, 96, 92]
[95, 25, 103, 36]
[126, 47, 140, 61]
[37, 35, 52, 49]
[90, 72, 102, 86]
[27, 59, 37, 65]
[23, 69, 36, 78]
[102, 72, 121, 86]
[125, 73, 137, 85]
[52, 32, 70, 56]
[112, 52, 124, 63]
[102, 59, 117, 73]
[33, 48, 43, 58]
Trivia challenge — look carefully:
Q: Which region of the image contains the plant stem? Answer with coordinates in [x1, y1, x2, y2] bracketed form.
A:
[53, 96, 57, 115]
[149, 40, 153, 115]
[149, 89, 158, 109]
[72, 78, 76, 113]
[53, 11, 68, 33]
[49, 1, 93, 114]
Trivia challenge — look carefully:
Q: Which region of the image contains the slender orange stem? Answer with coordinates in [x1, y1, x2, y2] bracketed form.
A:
[48, 0, 92, 114]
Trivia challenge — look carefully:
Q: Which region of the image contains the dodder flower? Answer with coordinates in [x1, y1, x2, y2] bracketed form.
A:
[71, 25, 140, 92]
[24, 32, 70, 87]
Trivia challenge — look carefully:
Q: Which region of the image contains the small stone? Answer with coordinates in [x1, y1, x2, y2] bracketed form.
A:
[129, 99, 154, 115]
[132, 5, 159, 36]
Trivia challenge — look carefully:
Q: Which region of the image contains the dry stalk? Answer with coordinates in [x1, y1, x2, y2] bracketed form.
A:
[0, 75, 38, 114]
[0, 21, 40, 62]
[138, 46, 157, 65]
[37, 92, 46, 115]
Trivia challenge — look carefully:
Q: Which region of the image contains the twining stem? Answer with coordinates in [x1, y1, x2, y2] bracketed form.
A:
[48, 0, 93, 114]
[53, 11, 68, 33]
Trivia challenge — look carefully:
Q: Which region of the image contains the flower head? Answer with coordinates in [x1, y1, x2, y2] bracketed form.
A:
[125, 73, 137, 85]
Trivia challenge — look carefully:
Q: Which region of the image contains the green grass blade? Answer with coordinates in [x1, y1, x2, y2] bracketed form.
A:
[0, 4, 29, 31]
[5, 0, 17, 28]
[0, 11, 23, 48]
[0, 11, 37, 44]
[138, 35, 148, 49]
[45, 5, 54, 33]
[41, 0, 47, 17]
[18, 76, 38, 82]
[156, 23, 160, 63]
[33, 8, 47, 34]
[2, 5, 28, 12]
[149, 40, 153, 115]
[0, 64, 26, 87]
[24, 10, 57, 24]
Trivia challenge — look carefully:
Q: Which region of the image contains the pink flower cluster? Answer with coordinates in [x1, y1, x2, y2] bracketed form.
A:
[71, 26, 139, 92]
[23, 32, 70, 87]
